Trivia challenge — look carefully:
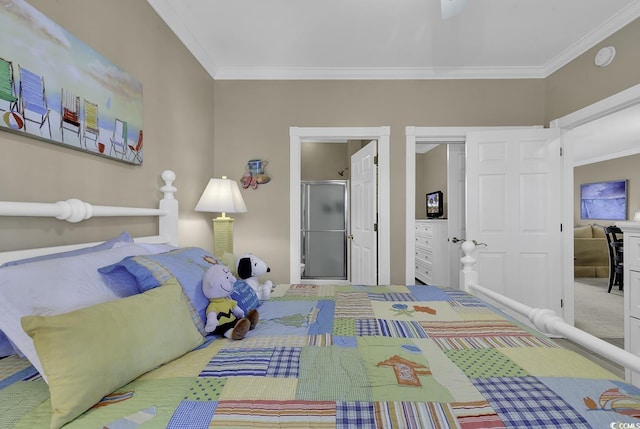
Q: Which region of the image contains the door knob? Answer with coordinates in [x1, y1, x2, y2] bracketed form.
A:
[348, 235, 354, 240]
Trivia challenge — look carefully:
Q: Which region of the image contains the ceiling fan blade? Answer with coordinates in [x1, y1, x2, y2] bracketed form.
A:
[441, 0, 467, 20]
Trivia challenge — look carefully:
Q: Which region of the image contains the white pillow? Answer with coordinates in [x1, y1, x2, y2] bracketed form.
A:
[0, 243, 150, 381]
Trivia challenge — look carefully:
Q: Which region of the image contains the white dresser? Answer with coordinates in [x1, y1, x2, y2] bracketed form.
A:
[415, 219, 449, 286]
[619, 221, 640, 384]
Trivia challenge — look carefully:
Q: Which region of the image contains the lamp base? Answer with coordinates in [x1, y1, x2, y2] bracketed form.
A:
[213, 216, 234, 258]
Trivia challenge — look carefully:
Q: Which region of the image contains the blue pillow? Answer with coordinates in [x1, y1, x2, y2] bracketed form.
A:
[0, 232, 133, 267]
[0, 331, 18, 357]
[99, 247, 222, 334]
[230, 280, 260, 314]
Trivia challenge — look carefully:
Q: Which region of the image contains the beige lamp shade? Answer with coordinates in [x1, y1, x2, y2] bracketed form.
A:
[194, 176, 247, 257]
[194, 177, 247, 215]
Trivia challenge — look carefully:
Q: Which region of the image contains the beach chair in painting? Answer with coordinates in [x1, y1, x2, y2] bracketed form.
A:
[128, 129, 143, 164]
[60, 88, 80, 143]
[110, 118, 127, 159]
[83, 99, 99, 150]
[18, 66, 51, 138]
[0, 57, 18, 113]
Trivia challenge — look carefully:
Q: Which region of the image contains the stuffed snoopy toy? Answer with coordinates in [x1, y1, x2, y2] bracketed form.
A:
[236, 253, 273, 300]
[202, 264, 259, 340]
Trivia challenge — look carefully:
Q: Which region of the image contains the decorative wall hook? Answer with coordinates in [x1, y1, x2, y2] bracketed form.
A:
[240, 159, 270, 189]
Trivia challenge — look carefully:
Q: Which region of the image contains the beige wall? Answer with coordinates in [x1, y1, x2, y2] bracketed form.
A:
[416, 145, 448, 219]
[574, 153, 640, 227]
[213, 80, 547, 283]
[301, 143, 349, 180]
[0, 0, 215, 252]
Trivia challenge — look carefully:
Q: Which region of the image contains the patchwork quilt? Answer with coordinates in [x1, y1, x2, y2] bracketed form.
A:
[2, 283, 640, 428]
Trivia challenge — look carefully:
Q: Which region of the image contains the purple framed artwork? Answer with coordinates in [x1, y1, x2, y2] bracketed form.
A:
[0, 0, 143, 164]
[580, 179, 627, 220]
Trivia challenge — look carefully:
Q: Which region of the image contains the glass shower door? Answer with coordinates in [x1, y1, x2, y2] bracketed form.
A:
[301, 181, 348, 279]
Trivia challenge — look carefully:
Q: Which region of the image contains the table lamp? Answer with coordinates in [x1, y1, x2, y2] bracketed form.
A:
[195, 176, 247, 257]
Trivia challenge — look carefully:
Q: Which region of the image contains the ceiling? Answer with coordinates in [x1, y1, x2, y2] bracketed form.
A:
[147, 0, 640, 80]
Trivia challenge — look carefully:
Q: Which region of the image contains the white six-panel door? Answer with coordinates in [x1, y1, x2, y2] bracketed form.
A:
[466, 128, 563, 316]
[351, 140, 377, 285]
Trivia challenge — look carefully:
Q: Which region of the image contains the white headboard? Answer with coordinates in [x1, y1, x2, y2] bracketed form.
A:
[0, 170, 179, 265]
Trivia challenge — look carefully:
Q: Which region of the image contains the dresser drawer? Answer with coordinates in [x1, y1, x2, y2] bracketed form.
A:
[415, 259, 433, 284]
[415, 234, 434, 249]
[415, 222, 433, 238]
[627, 236, 640, 269]
[629, 269, 640, 319]
[628, 316, 640, 385]
[415, 247, 433, 265]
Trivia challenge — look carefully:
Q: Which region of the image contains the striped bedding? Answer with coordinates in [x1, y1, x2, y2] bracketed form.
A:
[2, 283, 639, 428]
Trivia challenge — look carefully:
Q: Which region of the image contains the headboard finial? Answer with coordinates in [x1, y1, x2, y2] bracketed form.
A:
[161, 170, 177, 200]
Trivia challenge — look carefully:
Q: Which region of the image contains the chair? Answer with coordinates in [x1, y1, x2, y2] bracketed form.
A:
[83, 99, 99, 150]
[128, 130, 143, 164]
[110, 118, 127, 159]
[604, 225, 624, 293]
[18, 66, 51, 138]
[0, 56, 18, 113]
[60, 88, 80, 143]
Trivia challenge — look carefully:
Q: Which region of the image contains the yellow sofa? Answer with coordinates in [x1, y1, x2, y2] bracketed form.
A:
[574, 224, 609, 278]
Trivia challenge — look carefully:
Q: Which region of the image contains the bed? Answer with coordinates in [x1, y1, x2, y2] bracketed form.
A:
[1, 171, 640, 429]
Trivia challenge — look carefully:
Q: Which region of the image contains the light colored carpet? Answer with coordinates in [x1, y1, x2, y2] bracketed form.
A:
[574, 277, 623, 339]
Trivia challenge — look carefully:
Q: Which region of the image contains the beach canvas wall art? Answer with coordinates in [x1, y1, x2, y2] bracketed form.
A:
[0, 0, 143, 164]
[580, 179, 627, 220]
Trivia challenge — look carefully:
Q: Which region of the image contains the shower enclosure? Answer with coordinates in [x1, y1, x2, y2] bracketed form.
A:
[300, 180, 348, 280]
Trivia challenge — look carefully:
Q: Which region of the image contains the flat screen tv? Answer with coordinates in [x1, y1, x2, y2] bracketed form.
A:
[580, 179, 627, 220]
[426, 190, 443, 218]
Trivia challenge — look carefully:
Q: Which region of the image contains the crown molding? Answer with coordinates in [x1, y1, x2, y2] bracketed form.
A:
[213, 66, 547, 80]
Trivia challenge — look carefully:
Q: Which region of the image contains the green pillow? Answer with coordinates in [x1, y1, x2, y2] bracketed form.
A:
[21, 278, 204, 429]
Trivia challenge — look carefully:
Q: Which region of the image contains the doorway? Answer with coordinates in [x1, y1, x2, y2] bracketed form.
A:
[406, 125, 566, 329]
[413, 143, 465, 288]
[405, 126, 526, 285]
[289, 126, 391, 285]
[551, 83, 640, 331]
[561, 105, 640, 341]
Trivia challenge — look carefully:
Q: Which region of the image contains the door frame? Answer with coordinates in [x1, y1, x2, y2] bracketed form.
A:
[290, 126, 390, 284]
